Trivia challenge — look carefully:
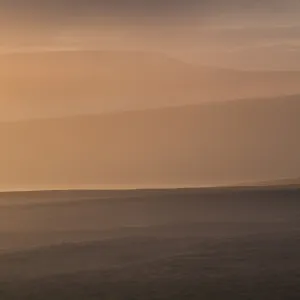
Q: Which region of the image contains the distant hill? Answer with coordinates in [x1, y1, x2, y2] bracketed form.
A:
[254, 177, 300, 188]
[1, 50, 300, 119]
[0, 94, 299, 189]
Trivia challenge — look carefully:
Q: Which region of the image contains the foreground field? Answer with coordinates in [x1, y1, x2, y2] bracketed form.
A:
[0, 188, 299, 299]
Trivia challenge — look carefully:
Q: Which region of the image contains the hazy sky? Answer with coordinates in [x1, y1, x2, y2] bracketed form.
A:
[0, 1, 299, 70]
[1, 0, 300, 32]
[1, 1, 300, 17]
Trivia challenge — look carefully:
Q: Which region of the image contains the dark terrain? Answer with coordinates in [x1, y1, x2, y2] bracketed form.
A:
[0, 187, 299, 299]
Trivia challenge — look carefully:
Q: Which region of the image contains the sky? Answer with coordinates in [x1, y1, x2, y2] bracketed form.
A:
[1, 0, 300, 62]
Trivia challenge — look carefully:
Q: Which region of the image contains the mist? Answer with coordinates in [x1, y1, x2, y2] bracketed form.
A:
[0, 2, 300, 187]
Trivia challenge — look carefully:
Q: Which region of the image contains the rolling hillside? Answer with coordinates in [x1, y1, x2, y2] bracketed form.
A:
[0, 95, 299, 189]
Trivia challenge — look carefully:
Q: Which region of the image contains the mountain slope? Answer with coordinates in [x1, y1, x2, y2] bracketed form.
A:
[0, 95, 299, 188]
[1, 50, 300, 119]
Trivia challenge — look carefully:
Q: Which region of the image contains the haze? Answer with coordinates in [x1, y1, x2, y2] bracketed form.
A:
[0, 0, 299, 189]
